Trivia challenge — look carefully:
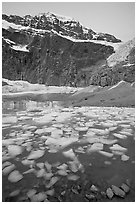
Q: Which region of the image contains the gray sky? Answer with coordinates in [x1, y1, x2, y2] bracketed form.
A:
[2, 2, 135, 42]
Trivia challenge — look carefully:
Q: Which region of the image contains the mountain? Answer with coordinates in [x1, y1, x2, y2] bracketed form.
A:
[2, 13, 134, 87]
[90, 38, 135, 86]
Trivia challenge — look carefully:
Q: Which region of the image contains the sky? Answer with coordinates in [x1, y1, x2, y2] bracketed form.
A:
[2, 2, 135, 42]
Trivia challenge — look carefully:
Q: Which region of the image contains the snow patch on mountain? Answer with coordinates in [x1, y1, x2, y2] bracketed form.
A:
[11, 45, 29, 52]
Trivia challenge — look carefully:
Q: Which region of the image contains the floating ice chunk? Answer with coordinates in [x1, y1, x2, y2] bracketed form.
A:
[51, 129, 63, 137]
[75, 146, 85, 153]
[85, 122, 94, 127]
[52, 124, 64, 128]
[106, 188, 114, 199]
[120, 131, 132, 136]
[46, 189, 54, 196]
[9, 189, 20, 197]
[27, 150, 45, 160]
[75, 126, 88, 132]
[57, 163, 68, 171]
[2, 139, 15, 146]
[22, 159, 35, 166]
[112, 151, 124, 156]
[67, 174, 79, 181]
[35, 129, 46, 135]
[45, 161, 52, 172]
[109, 127, 118, 132]
[45, 137, 78, 149]
[113, 133, 127, 139]
[2, 164, 16, 175]
[8, 145, 23, 157]
[121, 154, 130, 161]
[110, 144, 127, 152]
[55, 112, 72, 123]
[63, 149, 76, 160]
[8, 170, 23, 183]
[121, 183, 130, 193]
[87, 143, 103, 153]
[36, 162, 44, 169]
[31, 192, 47, 202]
[2, 161, 12, 169]
[100, 122, 115, 127]
[33, 114, 54, 124]
[104, 161, 111, 165]
[23, 168, 35, 174]
[57, 169, 68, 176]
[44, 127, 57, 133]
[18, 116, 31, 121]
[99, 151, 113, 158]
[3, 116, 17, 124]
[120, 124, 131, 128]
[45, 172, 53, 180]
[27, 189, 37, 198]
[87, 128, 109, 135]
[46, 177, 59, 188]
[36, 169, 46, 177]
[111, 185, 125, 197]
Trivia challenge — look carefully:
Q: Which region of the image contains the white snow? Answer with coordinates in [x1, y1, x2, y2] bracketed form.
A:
[2, 37, 16, 45]
[11, 44, 29, 52]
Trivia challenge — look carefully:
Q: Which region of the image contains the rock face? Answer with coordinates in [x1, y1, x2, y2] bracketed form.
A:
[90, 39, 135, 86]
[2, 13, 134, 87]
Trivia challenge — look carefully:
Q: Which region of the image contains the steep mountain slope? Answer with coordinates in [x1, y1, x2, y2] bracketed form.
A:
[2, 13, 134, 87]
[2, 13, 122, 86]
[89, 38, 135, 86]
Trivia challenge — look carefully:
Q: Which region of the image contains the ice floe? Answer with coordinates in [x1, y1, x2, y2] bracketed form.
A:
[36, 169, 46, 177]
[27, 189, 37, 198]
[27, 150, 45, 160]
[2, 161, 12, 169]
[46, 176, 59, 188]
[87, 143, 104, 153]
[9, 189, 21, 197]
[99, 150, 113, 157]
[110, 144, 127, 152]
[111, 185, 125, 198]
[8, 145, 23, 157]
[3, 116, 17, 124]
[113, 133, 127, 139]
[63, 149, 76, 160]
[30, 192, 47, 202]
[67, 174, 79, 181]
[2, 164, 16, 175]
[121, 154, 130, 161]
[8, 170, 23, 182]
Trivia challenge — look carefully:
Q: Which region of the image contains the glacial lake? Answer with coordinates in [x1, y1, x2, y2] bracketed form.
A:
[2, 100, 135, 202]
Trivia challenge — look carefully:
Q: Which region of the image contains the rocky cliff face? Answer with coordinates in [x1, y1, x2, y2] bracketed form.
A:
[89, 38, 135, 86]
[2, 13, 134, 87]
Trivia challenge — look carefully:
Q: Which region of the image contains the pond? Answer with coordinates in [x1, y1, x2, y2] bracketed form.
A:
[2, 100, 135, 202]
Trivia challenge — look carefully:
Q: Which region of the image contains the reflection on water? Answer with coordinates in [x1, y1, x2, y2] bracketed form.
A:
[2, 100, 60, 113]
[2, 99, 135, 202]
